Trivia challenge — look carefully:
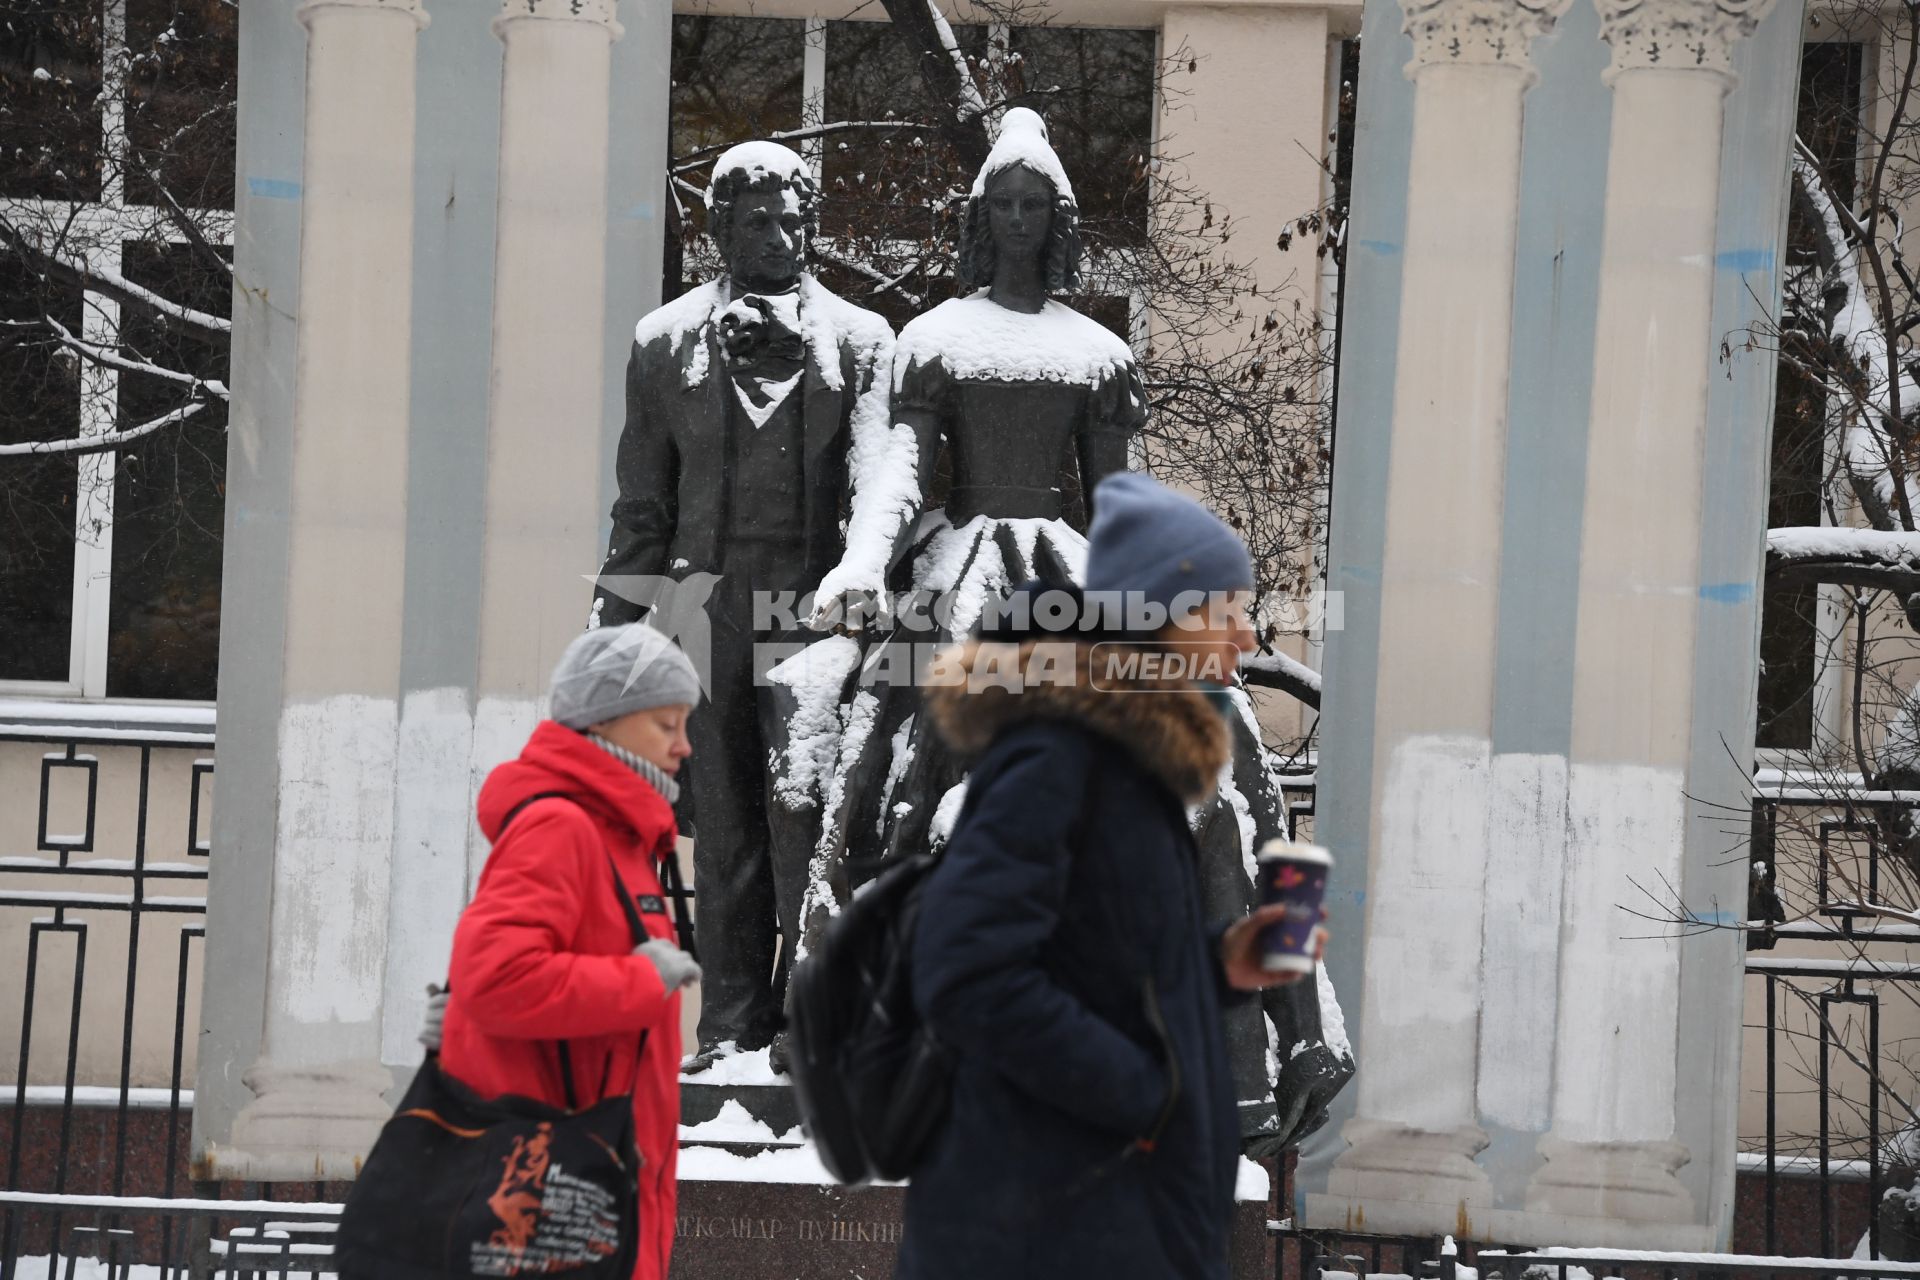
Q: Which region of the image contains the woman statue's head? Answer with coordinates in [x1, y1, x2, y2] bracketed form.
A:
[957, 107, 1082, 293]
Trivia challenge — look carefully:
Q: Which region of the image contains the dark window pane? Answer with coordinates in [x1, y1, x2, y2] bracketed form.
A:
[1005, 27, 1155, 245]
[821, 20, 985, 243]
[667, 14, 805, 292]
[0, 3, 104, 200]
[1758, 41, 1863, 750]
[106, 241, 228, 700]
[0, 258, 81, 681]
[126, 0, 237, 210]
[1756, 364, 1825, 750]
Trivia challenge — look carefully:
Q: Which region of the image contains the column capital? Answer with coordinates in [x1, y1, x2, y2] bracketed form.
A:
[1595, 0, 1776, 86]
[1402, 0, 1573, 81]
[494, 0, 624, 39]
[296, 0, 428, 31]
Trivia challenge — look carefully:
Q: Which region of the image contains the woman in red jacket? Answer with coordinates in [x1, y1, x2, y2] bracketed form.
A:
[437, 621, 703, 1280]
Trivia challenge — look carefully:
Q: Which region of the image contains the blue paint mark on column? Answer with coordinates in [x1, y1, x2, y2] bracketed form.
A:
[246, 177, 302, 200]
[1698, 581, 1755, 604]
[1715, 247, 1774, 272]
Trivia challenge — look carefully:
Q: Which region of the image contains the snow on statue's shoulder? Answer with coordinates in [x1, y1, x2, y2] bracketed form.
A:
[634, 278, 723, 350]
[895, 292, 1134, 388]
[799, 275, 895, 382]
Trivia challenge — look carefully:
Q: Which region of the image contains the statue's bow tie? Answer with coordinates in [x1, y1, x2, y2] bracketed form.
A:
[719, 293, 805, 370]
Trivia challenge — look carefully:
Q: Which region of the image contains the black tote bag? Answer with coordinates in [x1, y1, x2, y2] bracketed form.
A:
[335, 792, 683, 1280]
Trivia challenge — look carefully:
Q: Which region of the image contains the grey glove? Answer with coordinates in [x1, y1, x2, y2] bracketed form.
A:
[635, 938, 701, 992]
[419, 983, 448, 1052]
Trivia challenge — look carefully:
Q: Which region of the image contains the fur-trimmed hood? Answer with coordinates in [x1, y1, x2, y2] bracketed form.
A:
[924, 637, 1230, 805]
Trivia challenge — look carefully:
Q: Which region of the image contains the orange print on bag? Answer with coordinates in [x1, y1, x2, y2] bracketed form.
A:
[487, 1124, 554, 1259]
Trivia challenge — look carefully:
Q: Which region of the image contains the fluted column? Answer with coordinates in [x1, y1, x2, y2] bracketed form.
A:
[220, 0, 427, 1178]
[1316, 0, 1567, 1233]
[463, 0, 624, 878]
[1529, 0, 1774, 1224]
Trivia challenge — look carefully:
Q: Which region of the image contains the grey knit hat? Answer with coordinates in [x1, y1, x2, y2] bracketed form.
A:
[550, 622, 702, 729]
[1084, 472, 1254, 610]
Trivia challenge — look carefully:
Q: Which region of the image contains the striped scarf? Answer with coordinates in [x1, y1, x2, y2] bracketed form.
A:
[587, 732, 681, 806]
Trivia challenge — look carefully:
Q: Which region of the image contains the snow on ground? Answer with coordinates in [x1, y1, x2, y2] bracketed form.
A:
[680, 1044, 784, 1086]
[680, 1140, 904, 1187]
[679, 1098, 800, 1145]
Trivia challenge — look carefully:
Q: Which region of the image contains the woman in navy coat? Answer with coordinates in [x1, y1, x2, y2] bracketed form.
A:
[898, 473, 1320, 1280]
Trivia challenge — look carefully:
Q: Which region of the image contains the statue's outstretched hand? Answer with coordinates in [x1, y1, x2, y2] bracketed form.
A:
[807, 567, 890, 634]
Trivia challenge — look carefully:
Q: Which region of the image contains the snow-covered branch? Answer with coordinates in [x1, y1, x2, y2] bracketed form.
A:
[1768, 525, 1920, 593]
[673, 121, 940, 174]
[42, 315, 230, 400]
[811, 241, 929, 308]
[923, 0, 988, 124]
[1789, 150, 1920, 530]
[1240, 648, 1322, 709]
[0, 401, 209, 458]
[0, 217, 231, 335]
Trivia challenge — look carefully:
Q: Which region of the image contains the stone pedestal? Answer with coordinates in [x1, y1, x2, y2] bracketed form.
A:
[668, 1167, 1272, 1278]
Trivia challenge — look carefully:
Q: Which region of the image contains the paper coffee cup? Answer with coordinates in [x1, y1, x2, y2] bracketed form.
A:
[1255, 840, 1331, 974]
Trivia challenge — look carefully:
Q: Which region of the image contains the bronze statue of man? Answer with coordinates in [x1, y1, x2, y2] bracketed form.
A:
[593, 141, 895, 1074]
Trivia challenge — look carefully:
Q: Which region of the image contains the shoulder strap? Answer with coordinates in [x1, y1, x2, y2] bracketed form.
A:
[499, 789, 575, 833]
[499, 790, 656, 1109]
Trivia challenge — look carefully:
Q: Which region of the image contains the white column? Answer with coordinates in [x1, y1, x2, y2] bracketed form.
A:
[1315, 0, 1566, 1234]
[223, 0, 426, 1178]
[1529, 0, 1772, 1224]
[462, 0, 624, 882]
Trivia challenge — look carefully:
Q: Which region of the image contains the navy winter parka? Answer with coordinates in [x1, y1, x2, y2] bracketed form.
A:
[897, 636, 1244, 1280]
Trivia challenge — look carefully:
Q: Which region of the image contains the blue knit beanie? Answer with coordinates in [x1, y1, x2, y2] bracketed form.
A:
[1083, 473, 1254, 613]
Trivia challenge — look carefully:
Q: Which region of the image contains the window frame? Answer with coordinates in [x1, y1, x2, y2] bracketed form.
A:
[1752, 35, 1868, 767]
[0, 0, 231, 708]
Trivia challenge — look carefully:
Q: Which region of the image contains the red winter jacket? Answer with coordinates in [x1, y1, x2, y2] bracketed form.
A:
[440, 720, 685, 1280]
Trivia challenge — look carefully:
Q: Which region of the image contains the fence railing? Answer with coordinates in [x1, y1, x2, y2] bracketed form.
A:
[0, 725, 214, 1272]
[7, 729, 1918, 1278]
[1276, 782, 1920, 1275]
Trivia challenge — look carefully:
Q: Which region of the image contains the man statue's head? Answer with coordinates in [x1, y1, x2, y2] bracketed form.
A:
[706, 141, 818, 295]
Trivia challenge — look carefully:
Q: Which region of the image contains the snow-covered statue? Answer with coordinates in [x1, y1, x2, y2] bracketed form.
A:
[591, 141, 895, 1076]
[793, 109, 1353, 1149]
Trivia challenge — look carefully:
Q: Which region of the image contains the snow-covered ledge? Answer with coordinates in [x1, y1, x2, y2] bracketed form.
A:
[0, 698, 215, 745]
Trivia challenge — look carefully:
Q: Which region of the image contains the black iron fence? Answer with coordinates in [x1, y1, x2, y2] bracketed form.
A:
[6, 729, 1919, 1278]
[0, 726, 213, 1270]
[1272, 782, 1920, 1276]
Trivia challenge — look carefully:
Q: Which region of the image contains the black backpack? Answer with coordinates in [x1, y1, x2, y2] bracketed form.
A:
[784, 844, 954, 1184]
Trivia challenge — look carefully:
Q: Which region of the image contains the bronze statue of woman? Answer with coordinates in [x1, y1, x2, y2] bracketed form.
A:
[793, 109, 1350, 1150]
[796, 107, 1143, 890]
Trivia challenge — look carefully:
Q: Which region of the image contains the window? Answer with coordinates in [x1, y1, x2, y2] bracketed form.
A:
[0, 0, 235, 702]
[666, 15, 1157, 340]
[1756, 41, 1863, 753]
